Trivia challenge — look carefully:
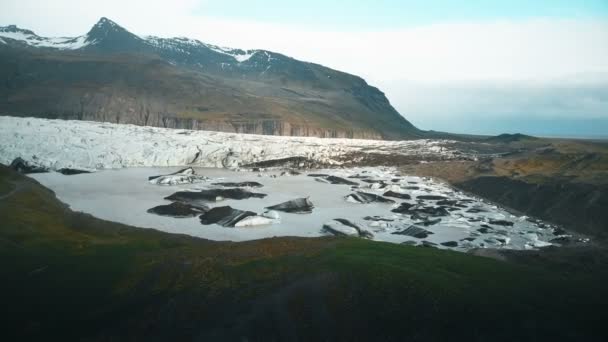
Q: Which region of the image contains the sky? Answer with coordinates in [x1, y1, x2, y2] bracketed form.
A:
[1, 0, 607, 137]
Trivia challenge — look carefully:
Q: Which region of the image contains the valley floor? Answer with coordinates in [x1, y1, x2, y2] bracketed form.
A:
[1, 165, 607, 341]
[1, 117, 608, 340]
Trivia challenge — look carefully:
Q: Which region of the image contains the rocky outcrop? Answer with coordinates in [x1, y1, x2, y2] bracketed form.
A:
[457, 176, 608, 237]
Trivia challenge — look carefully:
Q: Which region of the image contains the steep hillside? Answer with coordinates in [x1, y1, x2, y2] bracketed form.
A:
[0, 18, 421, 139]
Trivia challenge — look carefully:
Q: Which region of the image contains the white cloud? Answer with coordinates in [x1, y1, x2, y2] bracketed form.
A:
[1, 0, 607, 134]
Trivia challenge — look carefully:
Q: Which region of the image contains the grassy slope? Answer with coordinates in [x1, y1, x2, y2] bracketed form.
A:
[0, 165, 606, 341]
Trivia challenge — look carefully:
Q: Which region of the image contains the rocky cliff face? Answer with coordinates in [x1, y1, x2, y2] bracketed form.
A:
[0, 18, 420, 140]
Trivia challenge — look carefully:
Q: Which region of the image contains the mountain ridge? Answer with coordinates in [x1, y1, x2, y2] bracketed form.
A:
[0, 17, 421, 139]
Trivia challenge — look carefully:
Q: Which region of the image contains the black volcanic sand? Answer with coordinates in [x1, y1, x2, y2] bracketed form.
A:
[1, 165, 608, 341]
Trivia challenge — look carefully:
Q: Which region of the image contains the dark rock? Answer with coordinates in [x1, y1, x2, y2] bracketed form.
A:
[392, 225, 433, 239]
[440, 241, 458, 247]
[307, 173, 329, 177]
[363, 216, 394, 222]
[421, 241, 438, 248]
[400, 240, 418, 246]
[436, 199, 457, 206]
[280, 170, 301, 176]
[462, 237, 476, 242]
[553, 228, 567, 236]
[417, 195, 448, 201]
[243, 156, 314, 169]
[425, 206, 450, 216]
[466, 208, 486, 213]
[361, 179, 385, 184]
[165, 188, 267, 205]
[383, 191, 411, 200]
[147, 202, 208, 218]
[477, 227, 491, 234]
[9, 157, 49, 174]
[199, 206, 256, 227]
[346, 191, 395, 204]
[391, 202, 415, 213]
[325, 176, 359, 186]
[418, 218, 442, 226]
[403, 186, 420, 190]
[549, 236, 576, 245]
[391, 178, 401, 183]
[212, 181, 263, 188]
[410, 206, 450, 217]
[266, 198, 314, 214]
[333, 218, 374, 239]
[148, 167, 193, 181]
[148, 167, 208, 185]
[58, 168, 92, 175]
[489, 219, 514, 226]
[348, 175, 370, 179]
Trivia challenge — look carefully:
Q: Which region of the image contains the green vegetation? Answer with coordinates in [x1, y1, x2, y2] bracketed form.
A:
[1, 166, 606, 340]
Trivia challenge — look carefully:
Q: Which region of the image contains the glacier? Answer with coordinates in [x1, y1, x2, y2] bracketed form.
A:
[0, 116, 463, 172]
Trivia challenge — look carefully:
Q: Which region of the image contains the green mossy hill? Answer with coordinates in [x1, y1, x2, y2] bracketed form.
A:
[0, 165, 606, 341]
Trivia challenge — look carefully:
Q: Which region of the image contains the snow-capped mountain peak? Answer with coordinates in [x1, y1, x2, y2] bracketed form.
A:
[0, 24, 89, 50]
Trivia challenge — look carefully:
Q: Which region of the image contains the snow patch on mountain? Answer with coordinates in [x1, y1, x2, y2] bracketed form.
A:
[205, 44, 258, 62]
[0, 26, 90, 50]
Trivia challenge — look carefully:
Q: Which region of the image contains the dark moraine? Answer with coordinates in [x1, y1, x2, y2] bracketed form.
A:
[363, 216, 394, 222]
[332, 218, 374, 239]
[383, 191, 411, 200]
[346, 192, 395, 204]
[418, 218, 442, 226]
[242, 156, 315, 169]
[9, 157, 49, 174]
[148, 167, 193, 181]
[477, 227, 492, 234]
[489, 219, 515, 226]
[413, 206, 450, 217]
[147, 202, 208, 218]
[391, 202, 415, 213]
[392, 225, 434, 239]
[417, 195, 448, 201]
[212, 182, 263, 188]
[361, 179, 386, 184]
[266, 198, 314, 214]
[324, 176, 359, 186]
[165, 189, 267, 205]
[457, 176, 608, 237]
[440, 241, 459, 247]
[307, 173, 330, 178]
[199, 206, 256, 227]
[58, 168, 92, 175]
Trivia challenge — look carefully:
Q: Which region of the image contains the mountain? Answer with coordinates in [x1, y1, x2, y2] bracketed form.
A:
[0, 18, 422, 139]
